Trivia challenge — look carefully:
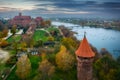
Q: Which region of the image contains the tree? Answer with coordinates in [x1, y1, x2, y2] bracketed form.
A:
[0, 28, 8, 48]
[12, 41, 19, 53]
[56, 45, 75, 71]
[22, 35, 35, 48]
[0, 32, 3, 38]
[20, 41, 27, 51]
[16, 54, 31, 80]
[11, 25, 17, 35]
[45, 20, 51, 26]
[38, 53, 55, 80]
[61, 38, 78, 50]
[2, 27, 8, 37]
[23, 27, 28, 34]
[0, 39, 8, 47]
[47, 36, 54, 42]
[40, 21, 46, 27]
[34, 39, 43, 47]
[93, 56, 119, 80]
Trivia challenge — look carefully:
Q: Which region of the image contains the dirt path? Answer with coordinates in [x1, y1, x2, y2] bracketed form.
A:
[0, 49, 10, 63]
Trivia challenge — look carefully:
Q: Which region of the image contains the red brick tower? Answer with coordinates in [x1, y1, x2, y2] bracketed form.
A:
[19, 12, 22, 16]
[75, 33, 95, 80]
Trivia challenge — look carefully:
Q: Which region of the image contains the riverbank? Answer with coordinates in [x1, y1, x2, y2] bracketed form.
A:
[52, 18, 120, 31]
[52, 21, 120, 58]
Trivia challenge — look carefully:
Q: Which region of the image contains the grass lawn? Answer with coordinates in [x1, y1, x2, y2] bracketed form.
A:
[46, 27, 59, 32]
[33, 30, 49, 42]
[7, 35, 21, 43]
[28, 55, 42, 79]
[6, 55, 42, 80]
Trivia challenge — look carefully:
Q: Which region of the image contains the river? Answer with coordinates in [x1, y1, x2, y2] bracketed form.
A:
[52, 21, 120, 58]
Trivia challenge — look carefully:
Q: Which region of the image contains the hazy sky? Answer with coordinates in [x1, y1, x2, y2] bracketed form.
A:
[0, 0, 120, 18]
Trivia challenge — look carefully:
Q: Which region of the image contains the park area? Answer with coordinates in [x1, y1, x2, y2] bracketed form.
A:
[33, 30, 50, 42]
[7, 35, 21, 43]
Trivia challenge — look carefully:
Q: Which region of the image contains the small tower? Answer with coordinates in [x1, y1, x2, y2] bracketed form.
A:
[75, 33, 95, 80]
[19, 12, 22, 16]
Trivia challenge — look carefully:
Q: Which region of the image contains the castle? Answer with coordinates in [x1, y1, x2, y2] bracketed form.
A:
[76, 34, 95, 80]
[9, 13, 43, 27]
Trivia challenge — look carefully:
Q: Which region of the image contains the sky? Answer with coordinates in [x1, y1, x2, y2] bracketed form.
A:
[0, 0, 120, 19]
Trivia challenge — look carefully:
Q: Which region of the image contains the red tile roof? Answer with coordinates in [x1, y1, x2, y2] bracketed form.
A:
[75, 35, 95, 58]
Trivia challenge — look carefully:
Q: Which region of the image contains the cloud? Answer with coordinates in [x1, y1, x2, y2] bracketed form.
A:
[0, 0, 120, 18]
[0, 7, 19, 12]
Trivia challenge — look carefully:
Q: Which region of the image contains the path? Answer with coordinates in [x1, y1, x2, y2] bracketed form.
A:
[0, 49, 10, 63]
[36, 28, 52, 36]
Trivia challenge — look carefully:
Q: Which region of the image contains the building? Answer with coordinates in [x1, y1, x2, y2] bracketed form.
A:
[9, 13, 43, 27]
[75, 33, 95, 80]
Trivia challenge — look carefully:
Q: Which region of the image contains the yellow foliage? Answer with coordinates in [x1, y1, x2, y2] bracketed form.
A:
[0, 39, 8, 47]
[56, 45, 75, 71]
[20, 42, 27, 51]
[16, 54, 31, 79]
[39, 59, 55, 78]
[62, 38, 78, 49]
[48, 36, 54, 41]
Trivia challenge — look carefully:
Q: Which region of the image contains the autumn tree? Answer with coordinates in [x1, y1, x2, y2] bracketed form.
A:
[45, 20, 51, 26]
[38, 53, 55, 80]
[93, 56, 120, 80]
[20, 41, 27, 51]
[56, 45, 75, 71]
[47, 36, 54, 41]
[22, 35, 35, 48]
[61, 37, 78, 50]
[11, 25, 17, 35]
[0, 28, 8, 47]
[16, 54, 31, 80]
[0, 39, 8, 47]
[40, 21, 46, 27]
[40, 20, 51, 28]
[2, 27, 8, 37]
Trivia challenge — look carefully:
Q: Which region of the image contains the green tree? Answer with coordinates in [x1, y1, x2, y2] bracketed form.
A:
[20, 41, 27, 51]
[12, 41, 19, 53]
[34, 39, 43, 47]
[11, 25, 17, 35]
[93, 56, 119, 80]
[16, 54, 31, 80]
[61, 38, 78, 50]
[56, 45, 75, 71]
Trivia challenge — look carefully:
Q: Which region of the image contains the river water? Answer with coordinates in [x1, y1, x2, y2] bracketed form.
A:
[52, 21, 120, 58]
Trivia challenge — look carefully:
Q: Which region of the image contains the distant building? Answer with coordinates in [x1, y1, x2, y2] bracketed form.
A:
[35, 17, 43, 26]
[9, 13, 43, 27]
[75, 33, 95, 80]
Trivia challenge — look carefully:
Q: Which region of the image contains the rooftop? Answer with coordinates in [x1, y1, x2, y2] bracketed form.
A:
[75, 34, 95, 58]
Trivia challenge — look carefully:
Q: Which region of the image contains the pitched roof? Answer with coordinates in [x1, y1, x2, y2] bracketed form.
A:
[75, 35, 95, 58]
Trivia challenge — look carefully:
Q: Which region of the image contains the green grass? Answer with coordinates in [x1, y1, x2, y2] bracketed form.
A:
[33, 30, 49, 42]
[7, 35, 21, 43]
[28, 55, 42, 79]
[46, 27, 59, 32]
[7, 55, 42, 80]
[6, 67, 20, 80]
[0, 63, 6, 71]
[29, 55, 42, 69]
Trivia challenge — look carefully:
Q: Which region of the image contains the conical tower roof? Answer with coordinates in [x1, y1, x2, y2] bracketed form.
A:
[75, 34, 95, 58]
